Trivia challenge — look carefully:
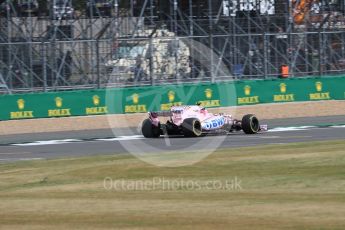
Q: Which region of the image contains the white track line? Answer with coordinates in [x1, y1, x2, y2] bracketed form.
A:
[95, 135, 144, 141]
[332, 125, 345, 128]
[13, 139, 82, 146]
[268, 126, 316, 132]
[12, 136, 144, 146]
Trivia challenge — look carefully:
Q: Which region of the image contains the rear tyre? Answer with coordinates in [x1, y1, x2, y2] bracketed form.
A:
[182, 118, 202, 137]
[242, 114, 260, 134]
[142, 119, 160, 138]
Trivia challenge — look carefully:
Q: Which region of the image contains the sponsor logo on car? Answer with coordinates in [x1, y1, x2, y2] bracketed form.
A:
[202, 117, 225, 130]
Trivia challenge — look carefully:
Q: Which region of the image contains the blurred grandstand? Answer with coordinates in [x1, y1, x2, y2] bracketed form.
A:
[1, 0, 345, 93]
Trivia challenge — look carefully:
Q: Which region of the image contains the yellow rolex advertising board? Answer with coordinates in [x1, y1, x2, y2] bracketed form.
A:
[237, 85, 260, 105]
[160, 90, 183, 111]
[124, 93, 147, 113]
[86, 95, 108, 115]
[197, 88, 221, 107]
[273, 83, 295, 102]
[48, 97, 72, 117]
[10, 99, 34, 119]
[309, 81, 331, 100]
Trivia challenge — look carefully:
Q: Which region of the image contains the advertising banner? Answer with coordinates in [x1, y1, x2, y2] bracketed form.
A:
[0, 76, 344, 121]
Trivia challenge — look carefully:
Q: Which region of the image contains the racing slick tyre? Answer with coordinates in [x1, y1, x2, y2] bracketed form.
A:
[242, 114, 260, 134]
[182, 118, 202, 137]
[142, 119, 160, 138]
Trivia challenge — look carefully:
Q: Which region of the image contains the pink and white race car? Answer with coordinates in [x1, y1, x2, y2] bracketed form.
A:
[141, 105, 268, 138]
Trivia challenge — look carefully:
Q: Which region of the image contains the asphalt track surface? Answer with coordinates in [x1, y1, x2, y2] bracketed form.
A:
[0, 115, 344, 162]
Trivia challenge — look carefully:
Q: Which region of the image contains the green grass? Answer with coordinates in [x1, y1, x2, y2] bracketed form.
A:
[0, 141, 345, 229]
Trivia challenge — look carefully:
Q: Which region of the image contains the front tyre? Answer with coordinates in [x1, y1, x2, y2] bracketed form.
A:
[182, 118, 202, 137]
[242, 114, 260, 134]
[142, 119, 160, 138]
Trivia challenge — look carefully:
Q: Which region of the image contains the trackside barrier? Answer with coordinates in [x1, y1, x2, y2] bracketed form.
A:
[0, 76, 344, 121]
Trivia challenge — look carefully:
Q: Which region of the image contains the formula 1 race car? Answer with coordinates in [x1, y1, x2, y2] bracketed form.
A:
[141, 105, 268, 138]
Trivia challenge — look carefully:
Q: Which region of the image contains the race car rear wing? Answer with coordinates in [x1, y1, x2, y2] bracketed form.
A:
[149, 111, 172, 118]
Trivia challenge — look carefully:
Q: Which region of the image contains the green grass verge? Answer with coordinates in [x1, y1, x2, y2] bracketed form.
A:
[0, 141, 345, 229]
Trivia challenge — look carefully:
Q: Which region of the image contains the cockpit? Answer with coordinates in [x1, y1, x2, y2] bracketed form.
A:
[171, 109, 183, 114]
